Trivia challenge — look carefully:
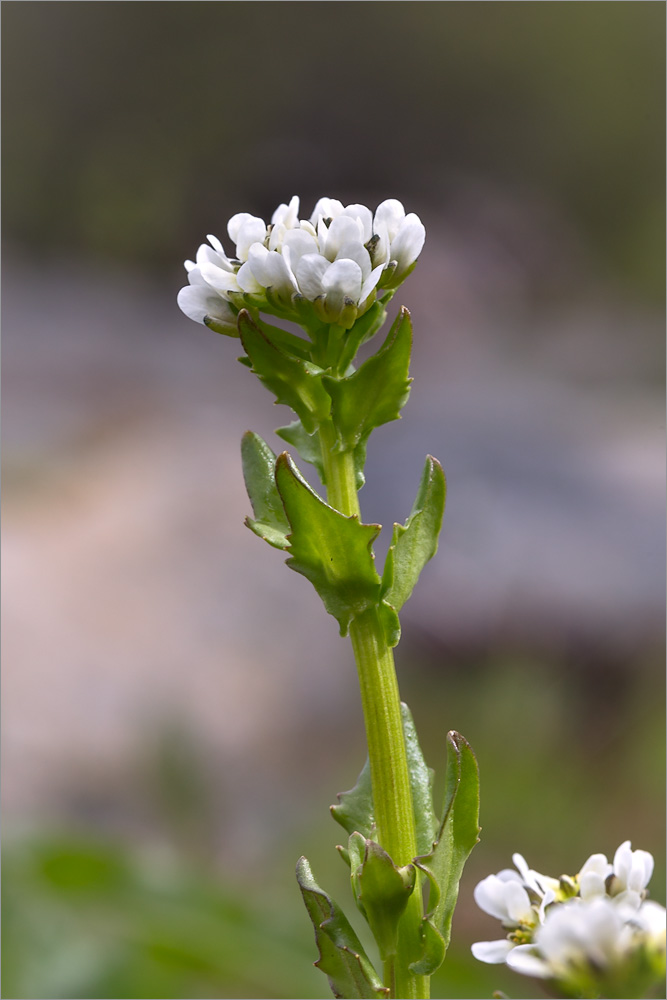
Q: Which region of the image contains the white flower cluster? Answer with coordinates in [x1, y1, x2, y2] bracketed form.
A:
[177, 196, 425, 332]
[472, 842, 666, 989]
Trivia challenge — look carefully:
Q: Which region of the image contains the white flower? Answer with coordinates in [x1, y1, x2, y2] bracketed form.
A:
[176, 238, 238, 331]
[506, 896, 667, 987]
[177, 195, 425, 330]
[577, 851, 613, 900]
[472, 841, 664, 998]
[610, 840, 654, 906]
[471, 853, 557, 964]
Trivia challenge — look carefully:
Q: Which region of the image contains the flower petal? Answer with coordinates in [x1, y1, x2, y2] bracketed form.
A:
[199, 262, 241, 295]
[322, 258, 362, 312]
[235, 217, 268, 262]
[374, 199, 405, 240]
[506, 944, 550, 977]
[390, 217, 426, 275]
[294, 253, 329, 299]
[177, 284, 236, 328]
[471, 939, 515, 964]
[271, 195, 300, 229]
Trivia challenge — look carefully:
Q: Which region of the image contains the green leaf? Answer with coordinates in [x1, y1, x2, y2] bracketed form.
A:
[348, 834, 416, 960]
[410, 732, 480, 975]
[331, 758, 374, 841]
[381, 455, 446, 624]
[240, 432, 290, 550]
[276, 419, 326, 484]
[238, 310, 331, 433]
[275, 453, 381, 636]
[296, 857, 389, 1000]
[253, 315, 313, 360]
[401, 703, 437, 857]
[324, 306, 413, 456]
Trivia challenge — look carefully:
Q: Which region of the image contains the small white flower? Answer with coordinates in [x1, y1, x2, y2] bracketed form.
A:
[176, 270, 237, 331]
[578, 851, 613, 900]
[506, 895, 667, 987]
[472, 841, 664, 998]
[610, 840, 654, 906]
[473, 872, 536, 927]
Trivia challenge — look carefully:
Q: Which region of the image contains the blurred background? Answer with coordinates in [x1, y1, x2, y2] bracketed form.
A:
[2, 3, 665, 998]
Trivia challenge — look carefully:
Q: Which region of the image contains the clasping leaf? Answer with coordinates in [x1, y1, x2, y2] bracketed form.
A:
[275, 453, 381, 636]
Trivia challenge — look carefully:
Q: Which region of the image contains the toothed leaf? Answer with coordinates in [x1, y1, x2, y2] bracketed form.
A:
[275, 453, 381, 635]
[296, 857, 388, 999]
[240, 432, 290, 549]
[324, 307, 412, 457]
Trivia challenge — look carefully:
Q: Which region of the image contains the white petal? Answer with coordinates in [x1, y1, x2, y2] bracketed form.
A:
[342, 204, 373, 242]
[580, 871, 607, 901]
[295, 253, 329, 299]
[322, 258, 362, 311]
[196, 243, 223, 268]
[227, 212, 264, 244]
[360, 261, 385, 303]
[199, 262, 241, 295]
[390, 218, 426, 275]
[506, 945, 550, 977]
[613, 842, 654, 893]
[206, 233, 225, 255]
[268, 222, 286, 252]
[370, 220, 391, 267]
[177, 285, 235, 328]
[374, 199, 405, 240]
[250, 246, 297, 295]
[282, 229, 319, 267]
[474, 874, 532, 924]
[335, 240, 372, 281]
[505, 881, 537, 924]
[236, 260, 263, 294]
[322, 216, 365, 261]
[271, 195, 300, 229]
[310, 197, 344, 226]
[580, 853, 611, 878]
[470, 939, 514, 964]
[235, 217, 268, 262]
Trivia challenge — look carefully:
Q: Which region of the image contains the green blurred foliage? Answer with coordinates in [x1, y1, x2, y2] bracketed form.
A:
[2, 2, 664, 299]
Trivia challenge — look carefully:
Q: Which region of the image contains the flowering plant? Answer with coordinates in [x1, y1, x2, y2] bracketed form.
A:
[178, 195, 664, 1000]
[179, 195, 480, 999]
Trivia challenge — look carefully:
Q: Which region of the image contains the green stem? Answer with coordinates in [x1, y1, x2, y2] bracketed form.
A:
[318, 419, 429, 1000]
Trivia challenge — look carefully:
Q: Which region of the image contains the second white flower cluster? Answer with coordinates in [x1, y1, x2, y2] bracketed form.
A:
[472, 841, 665, 991]
[178, 196, 425, 332]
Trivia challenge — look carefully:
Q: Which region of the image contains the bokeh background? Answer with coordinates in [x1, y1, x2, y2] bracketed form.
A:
[2, 4, 665, 998]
